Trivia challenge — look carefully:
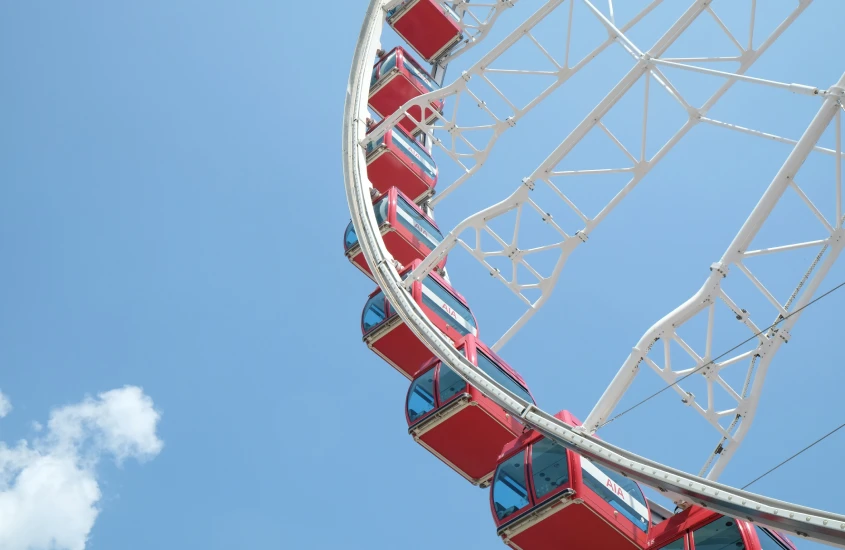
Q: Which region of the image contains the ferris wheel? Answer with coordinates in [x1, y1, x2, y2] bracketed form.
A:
[342, 1, 845, 548]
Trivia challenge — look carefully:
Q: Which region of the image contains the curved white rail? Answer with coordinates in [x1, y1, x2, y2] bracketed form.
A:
[343, 1, 845, 547]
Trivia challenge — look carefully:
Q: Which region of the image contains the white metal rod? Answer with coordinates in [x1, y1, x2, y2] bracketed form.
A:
[734, 262, 789, 317]
[789, 180, 835, 234]
[838, 109, 842, 228]
[649, 58, 820, 96]
[705, 5, 744, 53]
[584, 71, 845, 481]
[700, 117, 845, 157]
[743, 239, 829, 257]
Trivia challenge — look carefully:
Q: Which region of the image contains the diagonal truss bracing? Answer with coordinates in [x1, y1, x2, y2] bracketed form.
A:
[585, 72, 845, 481]
[407, 0, 814, 353]
[344, 1, 845, 544]
[365, 0, 666, 204]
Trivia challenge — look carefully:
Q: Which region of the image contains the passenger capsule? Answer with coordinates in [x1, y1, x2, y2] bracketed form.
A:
[362, 260, 478, 379]
[370, 47, 444, 137]
[648, 505, 796, 549]
[343, 187, 447, 280]
[491, 410, 651, 550]
[366, 122, 437, 204]
[387, 0, 463, 63]
[406, 334, 533, 487]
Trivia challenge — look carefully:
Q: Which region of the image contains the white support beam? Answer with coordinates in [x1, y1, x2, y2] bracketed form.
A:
[412, 0, 812, 352]
[585, 72, 845, 482]
[344, 1, 845, 547]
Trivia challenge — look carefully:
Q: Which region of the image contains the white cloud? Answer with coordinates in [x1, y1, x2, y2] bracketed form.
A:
[0, 391, 11, 419]
[0, 386, 163, 550]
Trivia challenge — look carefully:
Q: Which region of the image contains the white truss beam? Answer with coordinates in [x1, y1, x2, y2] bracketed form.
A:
[345, 3, 845, 544]
[585, 72, 845, 481]
[407, 0, 813, 352]
[366, 0, 668, 206]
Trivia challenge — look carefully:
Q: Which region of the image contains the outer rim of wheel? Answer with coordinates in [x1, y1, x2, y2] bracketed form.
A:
[342, 2, 845, 547]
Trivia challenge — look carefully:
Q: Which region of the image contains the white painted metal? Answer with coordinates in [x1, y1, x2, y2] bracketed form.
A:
[365, 0, 666, 206]
[344, 0, 845, 546]
[585, 73, 845, 481]
[406, 0, 813, 352]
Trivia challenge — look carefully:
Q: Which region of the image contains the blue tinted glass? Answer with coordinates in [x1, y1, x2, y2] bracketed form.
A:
[402, 55, 437, 93]
[396, 196, 442, 250]
[421, 277, 476, 337]
[659, 538, 685, 550]
[407, 370, 436, 423]
[530, 439, 568, 499]
[437, 364, 466, 403]
[366, 135, 385, 157]
[391, 129, 436, 179]
[476, 352, 532, 405]
[492, 450, 529, 521]
[386, 1, 408, 20]
[345, 199, 388, 251]
[374, 196, 388, 224]
[692, 518, 743, 550]
[581, 459, 649, 532]
[362, 292, 387, 333]
[344, 221, 358, 250]
[755, 527, 788, 550]
[381, 51, 397, 74]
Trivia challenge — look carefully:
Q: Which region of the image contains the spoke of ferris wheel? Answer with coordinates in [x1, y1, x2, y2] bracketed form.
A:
[584, 72, 845, 481]
[405, 0, 813, 352]
[365, 0, 665, 198]
[345, 3, 845, 544]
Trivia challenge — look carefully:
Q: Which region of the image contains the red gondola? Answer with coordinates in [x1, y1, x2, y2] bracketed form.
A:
[362, 260, 477, 379]
[406, 335, 533, 487]
[649, 505, 796, 549]
[366, 122, 437, 204]
[370, 47, 444, 137]
[490, 411, 652, 550]
[344, 187, 447, 279]
[387, 0, 463, 63]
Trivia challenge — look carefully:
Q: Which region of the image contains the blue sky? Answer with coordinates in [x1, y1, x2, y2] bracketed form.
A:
[1, 1, 844, 549]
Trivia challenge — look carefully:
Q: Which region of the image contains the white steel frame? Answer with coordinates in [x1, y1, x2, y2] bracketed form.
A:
[366, 0, 667, 205]
[585, 74, 845, 481]
[344, 0, 845, 546]
[405, 0, 815, 352]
